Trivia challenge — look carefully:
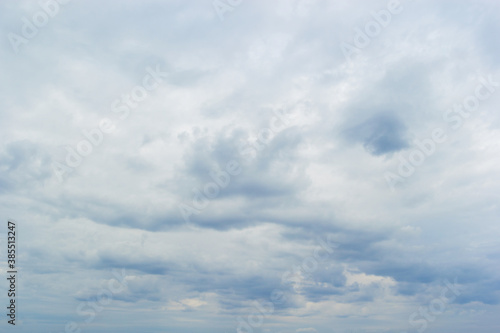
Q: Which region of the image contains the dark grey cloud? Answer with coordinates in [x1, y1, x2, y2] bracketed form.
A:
[344, 113, 409, 156]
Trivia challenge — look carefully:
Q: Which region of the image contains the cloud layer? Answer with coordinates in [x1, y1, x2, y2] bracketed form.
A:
[1, 0, 500, 332]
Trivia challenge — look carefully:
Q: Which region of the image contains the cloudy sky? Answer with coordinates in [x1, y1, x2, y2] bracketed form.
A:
[1, 0, 500, 332]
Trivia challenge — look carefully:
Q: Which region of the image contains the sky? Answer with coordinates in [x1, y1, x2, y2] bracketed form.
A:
[0, 0, 500, 332]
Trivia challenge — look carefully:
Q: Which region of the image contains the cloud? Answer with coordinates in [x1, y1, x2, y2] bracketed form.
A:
[296, 328, 317, 333]
[344, 113, 409, 156]
[1, 0, 500, 332]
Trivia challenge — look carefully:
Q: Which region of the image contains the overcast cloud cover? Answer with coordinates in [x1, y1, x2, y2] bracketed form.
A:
[1, 0, 500, 332]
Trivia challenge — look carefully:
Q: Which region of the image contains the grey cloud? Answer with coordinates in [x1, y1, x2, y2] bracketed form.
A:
[344, 113, 409, 156]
